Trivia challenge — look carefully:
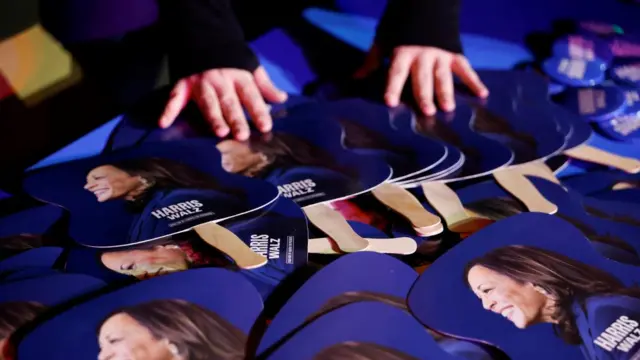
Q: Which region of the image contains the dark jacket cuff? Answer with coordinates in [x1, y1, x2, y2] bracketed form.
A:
[375, 0, 463, 58]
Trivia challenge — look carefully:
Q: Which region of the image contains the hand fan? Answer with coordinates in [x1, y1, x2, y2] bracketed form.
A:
[262, 301, 460, 360]
[0, 205, 65, 261]
[23, 140, 280, 269]
[66, 196, 309, 299]
[258, 252, 417, 353]
[409, 213, 640, 360]
[17, 268, 263, 360]
[97, 94, 395, 253]
[0, 247, 63, 278]
[0, 273, 105, 359]
[455, 175, 640, 265]
[281, 98, 447, 234]
[542, 56, 607, 87]
[561, 170, 640, 204]
[552, 34, 615, 64]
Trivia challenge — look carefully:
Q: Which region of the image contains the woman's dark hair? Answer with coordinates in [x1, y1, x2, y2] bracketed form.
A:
[471, 106, 538, 149]
[98, 299, 246, 360]
[411, 114, 483, 175]
[247, 133, 356, 178]
[338, 119, 415, 158]
[0, 234, 50, 261]
[584, 205, 640, 228]
[314, 342, 419, 360]
[105, 157, 245, 209]
[463, 245, 640, 345]
[465, 197, 639, 258]
[0, 301, 48, 340]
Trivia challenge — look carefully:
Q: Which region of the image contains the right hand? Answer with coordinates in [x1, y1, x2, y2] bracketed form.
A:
[159, 66, 288, 141]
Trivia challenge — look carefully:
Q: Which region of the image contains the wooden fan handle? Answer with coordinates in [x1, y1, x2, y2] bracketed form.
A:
[493, 169, 558, 214]
[308, 236, 417, 255]
[371, 183, 441, 229]
[194, 222, 268, 270]
[565, 145, 640, 174]
[303, 203, 369, 252]
[516, 161, 562, 185]
[420, 182, 469, 228]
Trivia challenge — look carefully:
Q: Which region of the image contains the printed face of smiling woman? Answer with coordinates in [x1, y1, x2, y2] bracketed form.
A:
[466, 265, 555, 329]
[98, 313, 182, 360]
[101, 245, 189, 279]
[84, 165, 145, 202]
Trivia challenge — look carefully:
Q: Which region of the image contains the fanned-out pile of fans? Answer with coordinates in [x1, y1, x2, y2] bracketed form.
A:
[2, 20, 640, 360]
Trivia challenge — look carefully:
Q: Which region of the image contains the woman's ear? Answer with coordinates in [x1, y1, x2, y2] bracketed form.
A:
[165, 340, 180, 358]
[532, 284, 553, 297]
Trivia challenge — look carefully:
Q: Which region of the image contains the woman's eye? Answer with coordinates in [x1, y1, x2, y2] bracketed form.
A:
[482, 288, 493, 294]
[120, 263, 135, 271]
[108, 337, 122, 344]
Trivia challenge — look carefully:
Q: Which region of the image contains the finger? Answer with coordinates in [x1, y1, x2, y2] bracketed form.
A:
[213, 75, 250, 141]
[434, 57, 455, 112]
[385, 51, 413, 107]
[452, 56, 489, 98]
[412, 54, 436, 116]
[159, 79, 191, 128]
[236, 77, 272, 133]
[193, 81, 229, 137]
[253, 67, 288, 103]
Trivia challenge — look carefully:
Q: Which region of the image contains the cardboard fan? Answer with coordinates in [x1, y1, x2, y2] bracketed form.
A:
[455, 175, 640, 265]
[0, 247, 63, 278]
[66, 196, 309, 299]
[259, 252, 417, 353]
[94, 95, 395, 254]
[562, 170, 640, 203]
[17, 269, 263, 360]
[263, 301, 459, 360]
[408, 213, 640, 360]
[0, 273, 106, 358]
[0, 205, 65, 261]
[23, 140, 280, 270]
[393, 101, 513, 186]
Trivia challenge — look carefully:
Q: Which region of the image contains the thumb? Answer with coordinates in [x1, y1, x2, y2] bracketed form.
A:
[353, 44, 382, 79]
[253, 66, 288, 103]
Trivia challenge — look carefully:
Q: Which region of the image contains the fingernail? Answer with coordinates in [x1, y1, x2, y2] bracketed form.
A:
[279, 91, 288, 102]
[385, 94, 398, 107]
[258, 117, 272, 132]
[215, 126, 229, 137]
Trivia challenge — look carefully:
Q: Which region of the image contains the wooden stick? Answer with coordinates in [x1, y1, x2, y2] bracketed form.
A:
[371, 183, 442, 231]
[493, 169, 558, 214]
[308, 236, 417, 255]
[194, 222, 268, 269]
[565, 145, 640, 174]
[303, 203, 369, 252]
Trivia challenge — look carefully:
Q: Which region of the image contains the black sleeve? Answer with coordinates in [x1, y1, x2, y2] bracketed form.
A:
[157, 0, 259, 81]
[374, 0, 463, 58]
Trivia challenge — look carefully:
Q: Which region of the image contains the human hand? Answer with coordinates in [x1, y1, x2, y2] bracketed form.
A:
[355, 44, 489, 115]
[159, 66, 288, 141]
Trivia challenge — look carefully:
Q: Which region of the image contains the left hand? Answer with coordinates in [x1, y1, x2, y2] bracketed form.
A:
[354, 44, 489, 116]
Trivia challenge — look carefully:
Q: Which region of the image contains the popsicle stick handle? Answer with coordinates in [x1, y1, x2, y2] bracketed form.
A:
[194, 222, 268, 270]
[308, 237, 417, 255]
[371, 183, 441, 229]
[493, 169, 558, 214]
[303, 203, 369, 252]
[420, 182, 469, 228]
[516, 161, 562, 185]
[612, 181, 636, 190]
[565, 145, 640, 174]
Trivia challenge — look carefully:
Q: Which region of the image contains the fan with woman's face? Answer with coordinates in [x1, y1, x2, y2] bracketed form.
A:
[408, 213, 640, 360]
[16, 269, 262, 360]
[23, 140, 281, 270]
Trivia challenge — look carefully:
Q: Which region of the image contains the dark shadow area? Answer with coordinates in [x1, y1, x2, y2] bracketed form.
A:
[0, 0, 39, 42]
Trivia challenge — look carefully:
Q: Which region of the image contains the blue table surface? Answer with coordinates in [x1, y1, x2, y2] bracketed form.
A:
[27, 7, 640, 178]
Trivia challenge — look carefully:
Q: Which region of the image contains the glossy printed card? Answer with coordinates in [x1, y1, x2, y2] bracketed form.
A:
[65, 197, 308, 299]
[102, 96, 392, 207]
[17, 269, 263, 360]
[23, 140, 280, 248]
[283, 98, 449, 182]
[409, 213, 640, 360]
